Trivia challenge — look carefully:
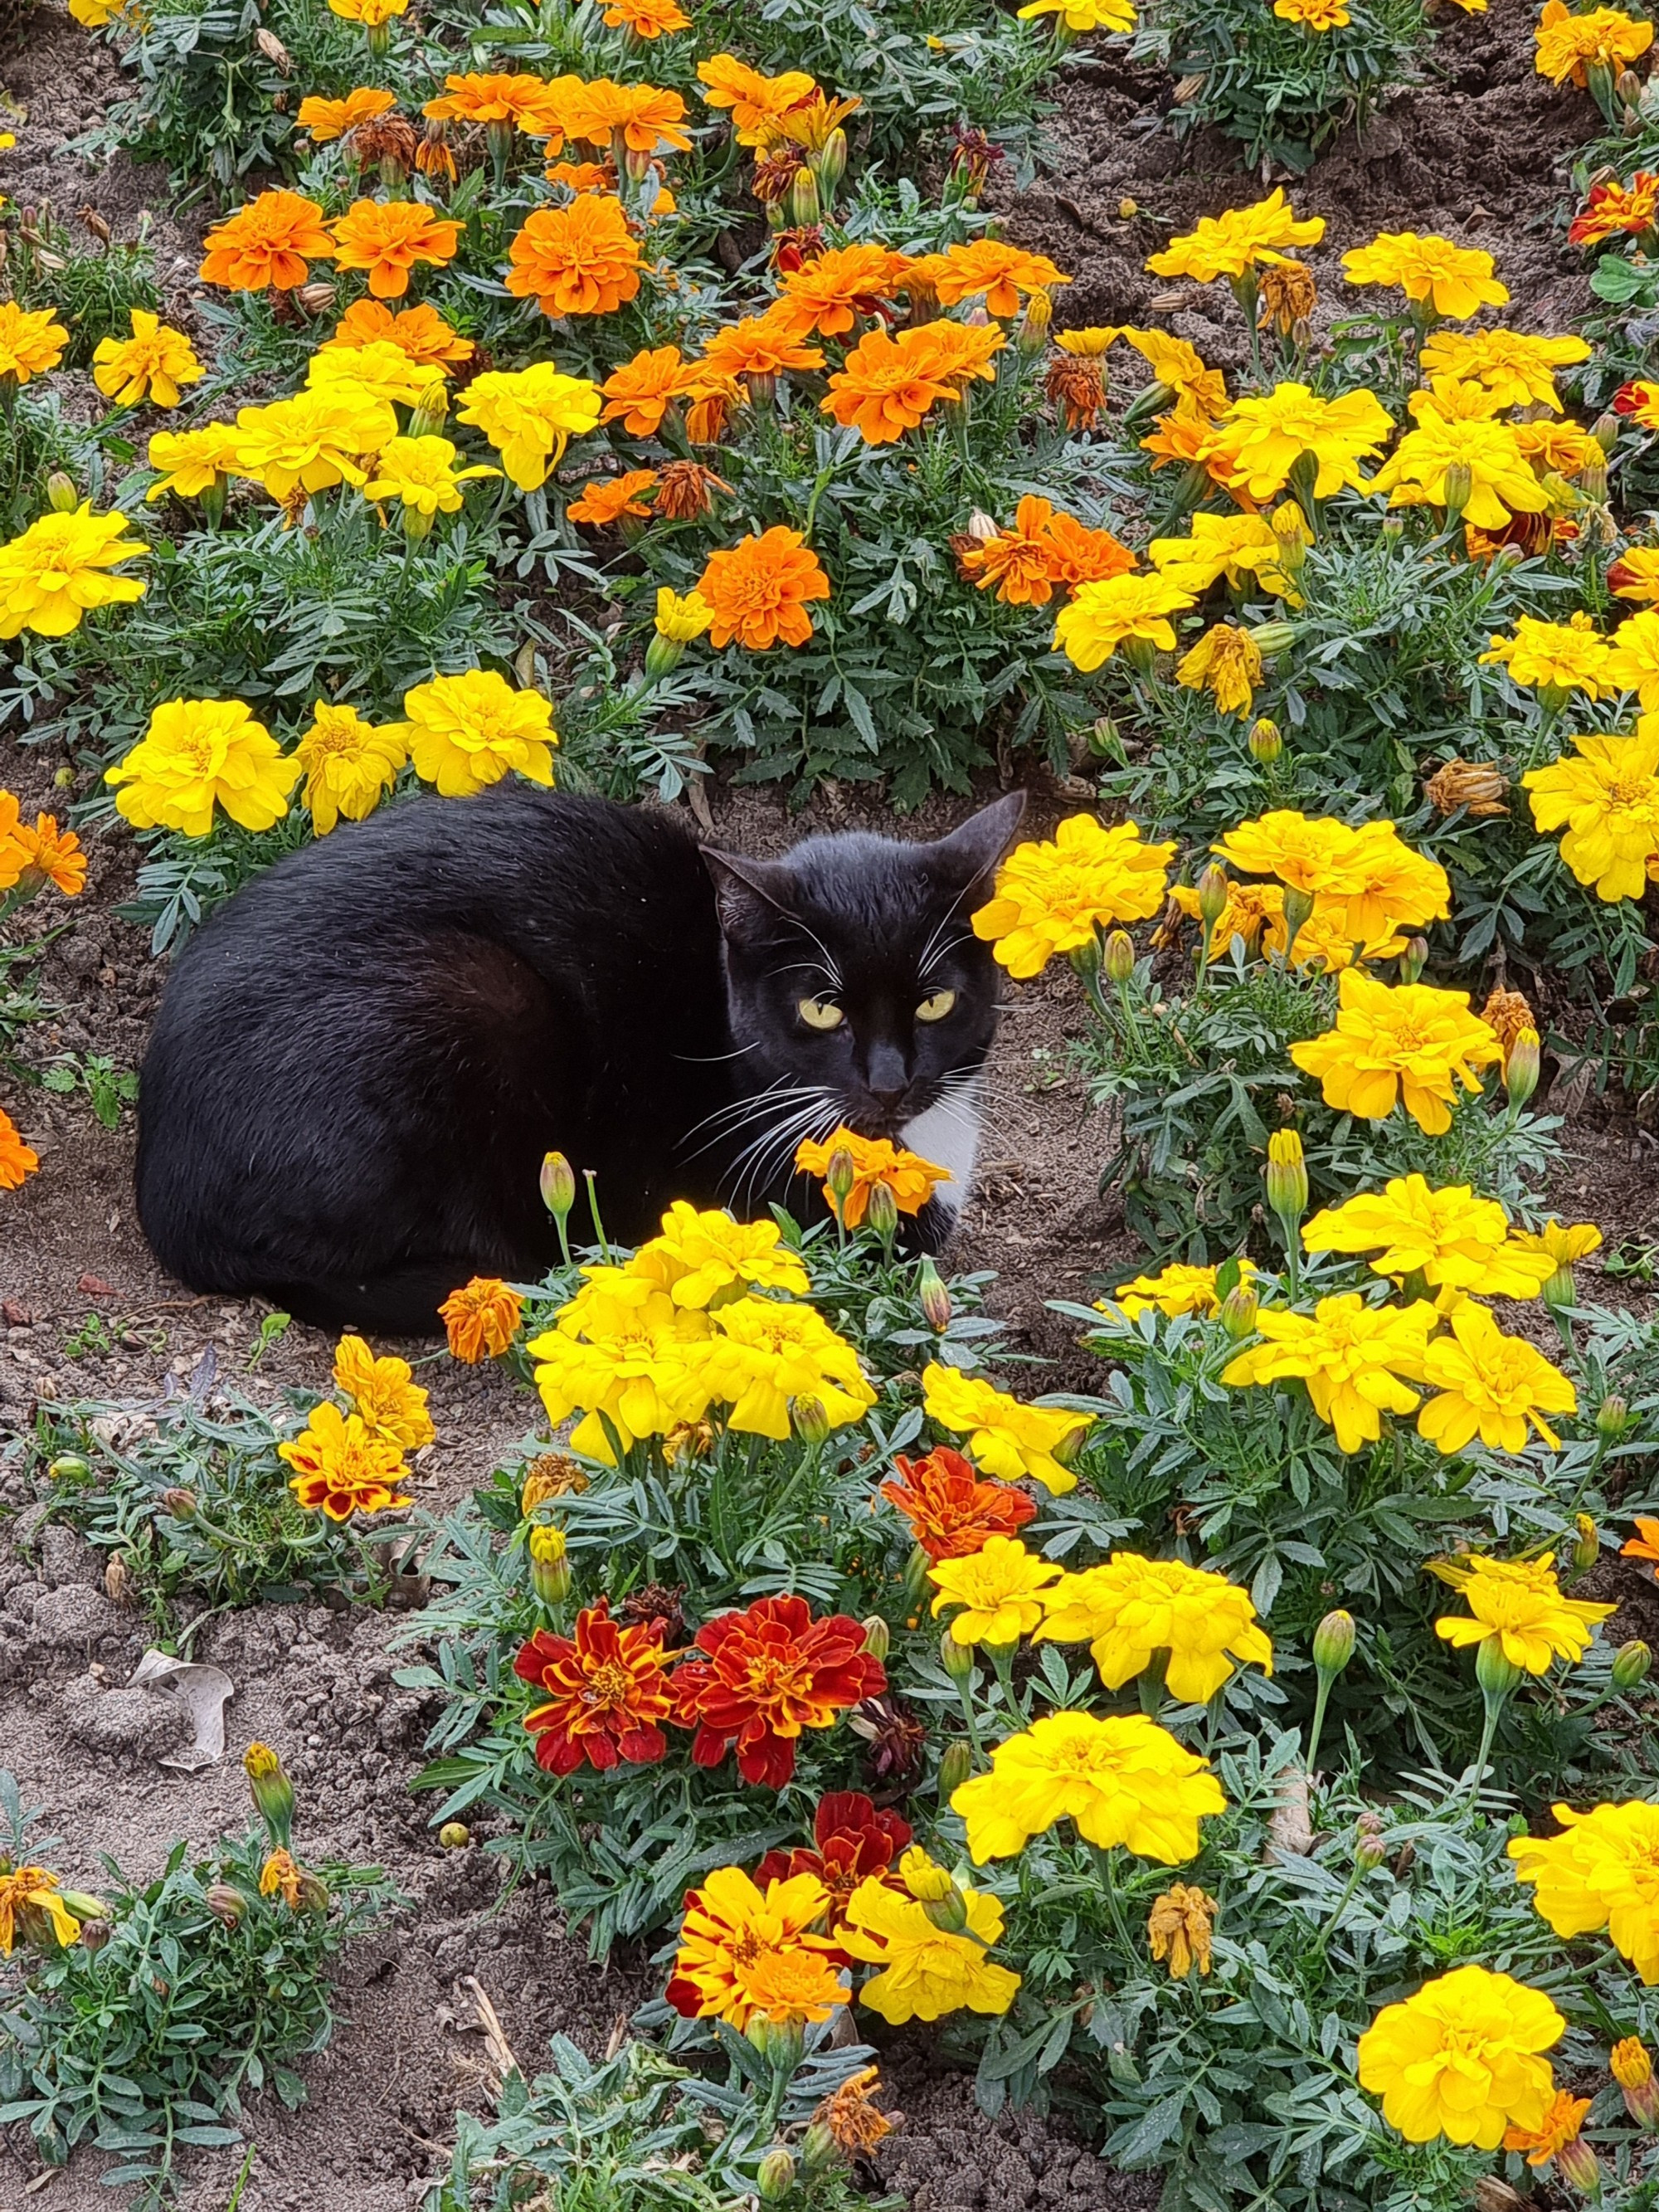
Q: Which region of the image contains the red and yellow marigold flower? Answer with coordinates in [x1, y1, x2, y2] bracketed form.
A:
[513, 1596, 676, 1774]
[752, 1791, 912, 1936]
[880, 1446, 1037, 1561]
[506, 196, 642, 319]
[1571, 170, 1659, 246]
[670, 1592, 886, 1786]
[665, 1864, 844, 2025]
[696, 525, 830, 650]
[199, 190, 335, 291]
[278, 1401, 411, 1520]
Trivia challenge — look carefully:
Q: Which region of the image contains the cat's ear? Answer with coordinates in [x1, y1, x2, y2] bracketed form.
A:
[928, 792, 1028, 888]
[702, 849, 798, 948]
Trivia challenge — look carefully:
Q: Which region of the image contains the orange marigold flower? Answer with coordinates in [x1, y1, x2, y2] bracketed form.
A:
[601, 344, 698, 435]
[567, 468, 659, 524]
[0, 1106, 38, 1191]
[696, 525, 830, 650]
[547, 157, 615, 192]
[1047, 353, 1106, 429]
[298, 87, 397, 142]
[506, 196, 642, 319]
[325, 297, 474, 369]
[259, 1849, 304, 1907]
[330, 198, 462, 300]
[696, 53, 819, 147]
[683, 373, 742, 445]
[423, 71, 566, 134]
[1623, 1514, 1659, 1562]
[931, 239, 1070, 319]
[0, 800, 86, 896]
[440, 1274, 524, 1361]
[513, 1596, 676, 1774]
[1044, 509, 1136, 589]
[816, 2067, 897, 2155]
[670, 1591, 888, 1786]
[199, 190, 334, 292]
[907, 317, 1007, 397]
[654, 459, 732, 519]
[700, 308, 827, 385]
[1503, 2089, 1593, 2169]
[775, 242, 913, 337]
[604, 0, 691, 32]
[795, 1127, 952, 1224]
[566, 77, 693, 153]
[881, 1446, 1038, 1562]
[958, 494, 1067, 605]
[822, 324, 959, 443]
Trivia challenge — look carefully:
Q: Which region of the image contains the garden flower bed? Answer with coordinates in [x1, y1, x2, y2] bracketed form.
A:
[3, 0, 1659, 2203]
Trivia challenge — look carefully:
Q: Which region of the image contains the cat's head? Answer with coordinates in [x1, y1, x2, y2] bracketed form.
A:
[702, 793, 1026, 1172]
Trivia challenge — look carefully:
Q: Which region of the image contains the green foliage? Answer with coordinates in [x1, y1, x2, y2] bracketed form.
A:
[0, 1775, 398, 2210]
[39, 1051, 139, 1129]
[1135, 0, 1429, 169]
[0, 392, 103, 541]
[7, 212, 162, 365]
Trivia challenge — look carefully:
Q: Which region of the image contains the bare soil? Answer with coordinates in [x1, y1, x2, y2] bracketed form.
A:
[0, 1, 1647, 2204]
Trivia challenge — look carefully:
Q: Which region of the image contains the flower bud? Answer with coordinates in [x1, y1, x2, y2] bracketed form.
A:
[1017, 285, 1053, 357]
[1248, 620, 1295, 658]
[1264, 1128, 1307, 1228]
[791, 1395, 830, 1445]
[757, 2146, 797, 2200]
[861, 1614, 891, 1663]
[800, 2121, 839, 2172]
[160, 1485, 197, 1518]
[1312, 1609, 1355, 1678]
[825, 1146, 856, 1210]
[1195, 864, 1228, 929]
[866, 1178, 899, 1241]
[243, 1742, 294, 1849]
[1118, 195, 1139, 219]
[917, 1255, 952, 1333]
[1219, 1282, 1258, 1339]
[1503, 1026, 1540, 1111]
[528, 1523, 571, 1606]
[787, 165, 821, 228]
[1597, 1392, 1629, 1439]
[46, 471, 78, 513]
[439, 1821, 471, 1849]
[904, 1541, 931, 1606]
[1573, 1513, 1599, 1574]
[1287, 447, 1321, 524]
[1103, 929, 1136, 984]
[296, 1872, 331, 1916]
[940, 1624, 975, 1682]
[47, 1454, 90, 1481]
[812, 124, 848, 202]
[1612, 2034, 1653, 2090]
[1613, 1638, 1652, 1691]
[937, 1738, 972, 1800]
[540, 1150, 576, 1221]
[1248, 716, 1282, 763]
[1543, 1260, 1577, 1313]
[1281, 884, 1315, 941]
[1440, 460, 1472, 521]
[1475, 1635, 1522, 1702]
[1399, 938, 1428, 986]
[206, 1882, 249, 1928]
[1555, 2135, 1602, 2197]
[77, 1916, 113, 1951]
[1593, 411, 1622, 455]
[1088, 714, 1120, 758]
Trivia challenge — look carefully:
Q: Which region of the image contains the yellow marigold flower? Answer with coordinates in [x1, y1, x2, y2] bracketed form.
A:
[0, 1864, 87, 1955]
[1052, 572, 1194, 671]
[1055, 325, 1121, 355]
[1481, 613, 1615, 699]
[1301, 1177, 1558, 1301]
[1327, 819, 1452, 942]
[1604, 610, 1659, 709]
[793, 1128, 952, 1226]
[1018, 0, 1136, 27]
[455, 363, 603, 492]
[232, 388, 396, 503]
[307, 338, 448, 417]
[328, 0, 407, 24]
[1121, 326, 1228, 411]
[951, 1709, 1226, 1863]
[929, 1535, 1060, 1647]
[631, 1201, 809, 1308]
[1510, 1217, 1603, 1268]
[1514, 417, 1605, 480]
[1037, 1552, 1272, 1703]
[654, 587, 713, 643]
[1535, 0, 1653, 85]
[1523, 728, 1659, 901]
[1371, 403, 1549, 529]
[1176, 623, 1262, 717]
[1341, 231, 1509, 320]
[1108, 1258, 1254, 1318]
[1147, 510, 1293, 597]
[279, 1401, 411, 1520]
[529, 1279, 710, 1460]
[1221, 1294, 1437, 1453]
[105, 697, 299, 837]
[388, 669, 557, 798]
[1212, 808, 1352, 894]
[922, 1362, 1090, 1494]
[1613, 2037, 1654, 2090]
[971, 814, 1175, 977]
[1424, 327, 1593, 416]
[1211, 811, 1448, 947]
[0, 504, 147, 640]
[669, 1867, 844, 2029]
[689, 1294, 877, 1441]
[259, 1848, 304, 1906]
[1147, 1883, 1215, 1977]
[1608, 544, 1659, 605]
[145, 423, 242, 503]
[293, 702, 406, 835]
[440, 1275, 524, 1362]
[1510, 1801, 1659, 1985]
[1356, 1965, 1563, 2148]
[839, 1872, 1020, 2023]
[333, 1332, 435, 1450]
[1290, 971, 1503, 1135]
[1433, 1552, 1614, 1674]
[1206, 382, 1393, 503]
[1418, 1303, 1577, 1453]
[1504, 2090, 1593, 2169]
[1145, 189, 1325, 282]
[1274, 0, 1349, 25]
[362, 435, 499, 519]
[90, 309, 204, 409]
[0, 300, 69, 384]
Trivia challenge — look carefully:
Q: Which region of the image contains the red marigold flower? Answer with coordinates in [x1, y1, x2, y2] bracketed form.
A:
[753, 1789, 912, 1937]
[671, 1594, 887, 1786]
[881, 1446, 1036, 1562]
[514, 1596, 676, 1775]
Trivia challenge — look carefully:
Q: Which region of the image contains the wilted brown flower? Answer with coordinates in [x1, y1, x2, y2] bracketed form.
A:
[1257, 260, 1316, 337]
[620, 1581, 688, 1642]
[1480, 985, 1536, 1053]
[417, 124, 459, 183]
[1424, 757, 1509, 818]
[349, 114, 421, 175]
[654, 460, 732, 520]
[815, 2064, 899, 2155]
[521, 1452, 589, 1513]
[949, 124, 1004, 196]
[664, 1419, 716, 1464]
[1045, 354, 1105, 431]
[1146, 1883, 1216, 1979]
[847, 1692, 926, 1783]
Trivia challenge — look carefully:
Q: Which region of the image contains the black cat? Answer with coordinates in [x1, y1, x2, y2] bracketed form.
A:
[134, 785, 1025, 1333]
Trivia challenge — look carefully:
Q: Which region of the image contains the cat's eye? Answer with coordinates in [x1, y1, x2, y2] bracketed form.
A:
[916, 989, 956, 1023]
[798, 996, 844, 1031]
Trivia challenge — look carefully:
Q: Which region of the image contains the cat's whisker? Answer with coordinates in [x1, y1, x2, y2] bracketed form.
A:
[728, 1094, 842, 1215]
[684, 1091, 826, 1164]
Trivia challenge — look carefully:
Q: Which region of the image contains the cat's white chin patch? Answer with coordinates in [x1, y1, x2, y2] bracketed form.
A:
[901, 1084, 981, 1217]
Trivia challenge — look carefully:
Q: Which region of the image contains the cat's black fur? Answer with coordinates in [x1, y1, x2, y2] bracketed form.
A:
[134, 784, 1025, 1333]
